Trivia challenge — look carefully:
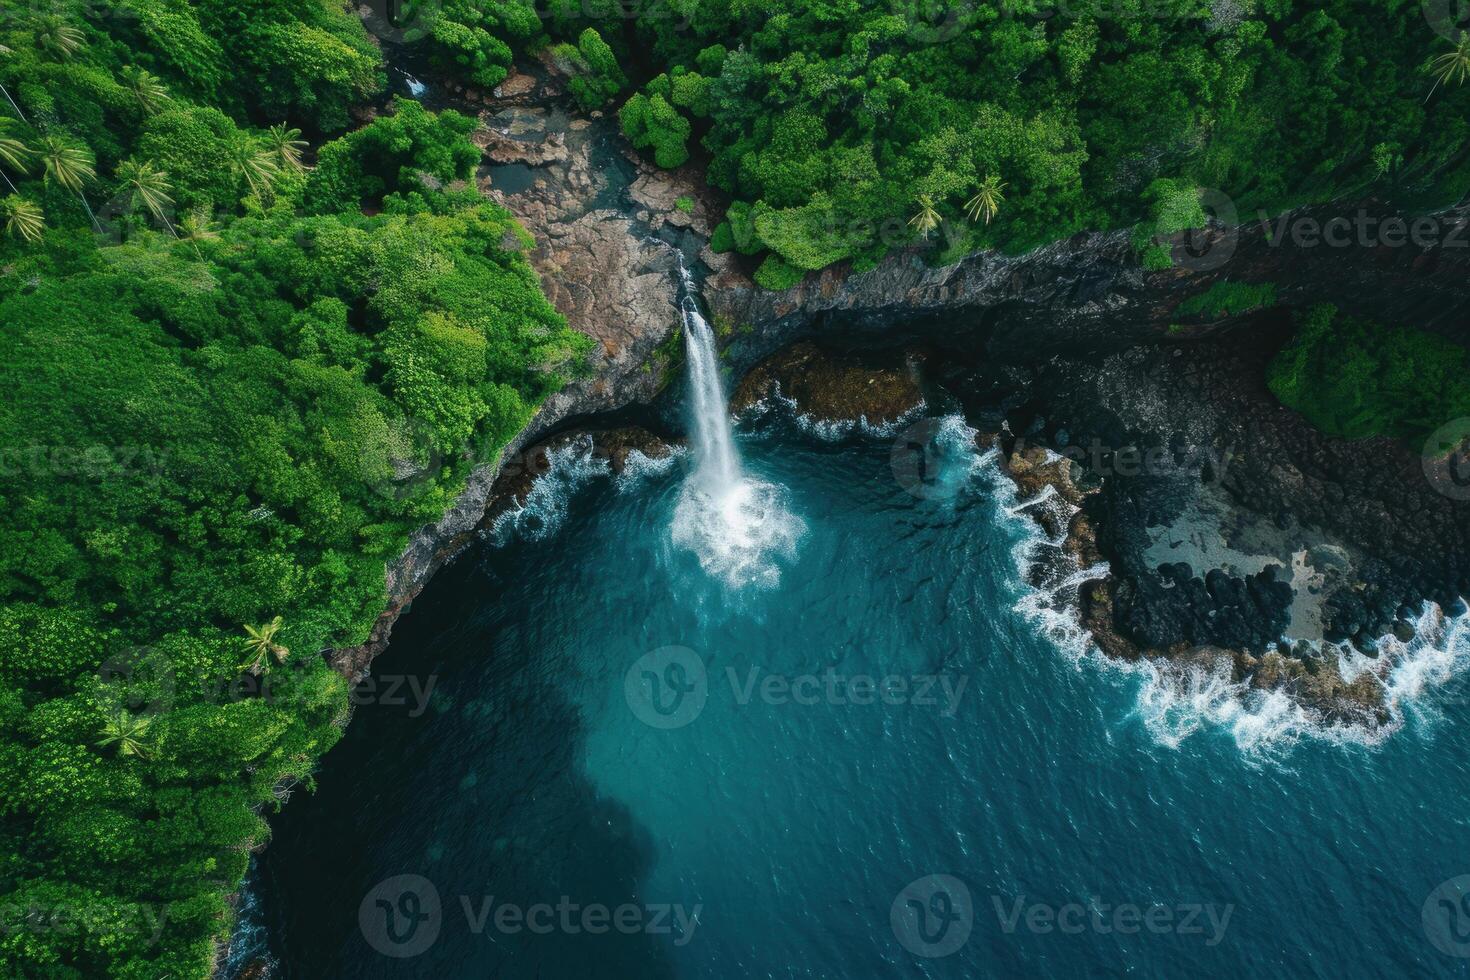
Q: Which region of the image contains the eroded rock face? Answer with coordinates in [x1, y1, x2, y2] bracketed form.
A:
[704, 201, 1470, 375]
[473, 105, 683, 416]
[332, 76, 707, 677]
[730, 342, 925, 428]
[339, 60, 1470, 719]
[480, 427, 680, 531]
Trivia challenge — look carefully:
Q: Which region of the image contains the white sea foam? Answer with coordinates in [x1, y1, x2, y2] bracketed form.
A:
[616, 446, 686, 488]
[740, 384, 928, 442]
[671, 477, 806, 590]
[487, 436, 611, 545]
[944, 412, 1470, 755]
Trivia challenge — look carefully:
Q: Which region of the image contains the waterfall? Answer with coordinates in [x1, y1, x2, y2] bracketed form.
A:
[669, 252, 805, 589]
[677, 257, 740, 492]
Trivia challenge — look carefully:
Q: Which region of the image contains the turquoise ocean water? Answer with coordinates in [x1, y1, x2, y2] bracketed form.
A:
[260, 417, 1470, 978]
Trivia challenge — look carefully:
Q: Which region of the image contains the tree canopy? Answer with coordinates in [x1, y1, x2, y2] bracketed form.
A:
[0, 6, 589, 976]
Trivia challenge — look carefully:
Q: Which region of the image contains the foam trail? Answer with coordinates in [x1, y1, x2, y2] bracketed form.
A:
[935, 412, 1470, 755]
[488, 436, 611, 545]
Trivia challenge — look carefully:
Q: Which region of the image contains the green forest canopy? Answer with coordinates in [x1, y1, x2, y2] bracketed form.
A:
[0, 4, 589, 976]
[3, 0, 1469, 975]
[519, 0, 1470, 285]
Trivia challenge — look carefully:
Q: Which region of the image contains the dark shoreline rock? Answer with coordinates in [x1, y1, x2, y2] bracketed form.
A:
[730, 342, 925, 428]
[330, 58, 1470, 716]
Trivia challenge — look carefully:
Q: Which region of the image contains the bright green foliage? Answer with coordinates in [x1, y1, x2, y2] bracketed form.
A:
[307, 98, 479, 213]
[567, 0, 1470, 284]
[1267, 305, 1470, 441]
[423, 0, 543, 89]
[305, 98, 482, 213]
[557, 28, 629, 111]
[135, 106, 247, 210]
[0, 8, 591, 977]
[620, 92, 692, 169]
[709, 220, 736, 253]
[1176, 281, 1278, 319]
[754, 253, 805, 290]
[0, 0, 382, 138]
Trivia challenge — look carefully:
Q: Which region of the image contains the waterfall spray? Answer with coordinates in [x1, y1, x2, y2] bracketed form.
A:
[669, 252, 804, 588]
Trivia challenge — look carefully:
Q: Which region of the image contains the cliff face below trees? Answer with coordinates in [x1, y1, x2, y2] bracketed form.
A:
[332, 67, 1470, 723]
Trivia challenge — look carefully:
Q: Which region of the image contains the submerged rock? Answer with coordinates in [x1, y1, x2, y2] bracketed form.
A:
[730, 342, 924, 429]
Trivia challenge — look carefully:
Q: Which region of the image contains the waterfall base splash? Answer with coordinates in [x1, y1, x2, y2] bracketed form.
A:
[671, 477, 805, 590]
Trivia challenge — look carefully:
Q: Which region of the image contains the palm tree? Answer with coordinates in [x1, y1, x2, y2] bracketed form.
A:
[33, 16, 84, 60]
[97, 710, 153, 759]
[178, 206, 219, 243]
[0, 195, 43, 242]
[908, 194, 942, 240]
[964, 174, 1007, 226]
[0, 124, 30, 175]
[1426, 32, 1470, 102]
[36, 134, 94, 193]
[263, 124, 308, 173]
[35, 132, 101, 231]
[0, 123, 30, 196]
[241, 616, 290, 675]
[115, 159, 174, 224]
[121, 67, 172, 117]
[229, 137, 280, 201]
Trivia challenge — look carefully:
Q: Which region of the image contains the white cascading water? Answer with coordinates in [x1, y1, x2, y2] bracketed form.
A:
[679, 264, 740, 493]
[670, 254, 803, 588]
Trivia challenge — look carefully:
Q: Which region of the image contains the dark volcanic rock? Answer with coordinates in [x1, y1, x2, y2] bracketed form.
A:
[730, 342, 925, 427]
[331, 59, 1470, 728]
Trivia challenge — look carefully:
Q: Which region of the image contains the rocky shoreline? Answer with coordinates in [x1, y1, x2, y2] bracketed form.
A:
[221, 55, 1470, 980]
[326, 58, 1470, 730]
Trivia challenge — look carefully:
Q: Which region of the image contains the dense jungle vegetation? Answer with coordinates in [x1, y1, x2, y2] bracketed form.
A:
[0, 3, 589, 976]
[2, 0, 1468, 975]
[497, 0, 1470, 286]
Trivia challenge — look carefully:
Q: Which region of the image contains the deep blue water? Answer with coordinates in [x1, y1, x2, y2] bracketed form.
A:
[261, 419, 1470, 978]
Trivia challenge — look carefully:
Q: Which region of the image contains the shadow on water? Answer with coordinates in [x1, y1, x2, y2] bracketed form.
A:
[260, 485, 677, 978]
